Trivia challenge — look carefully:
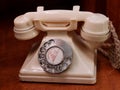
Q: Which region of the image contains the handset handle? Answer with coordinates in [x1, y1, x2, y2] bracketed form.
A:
[34, 19, 77, 31]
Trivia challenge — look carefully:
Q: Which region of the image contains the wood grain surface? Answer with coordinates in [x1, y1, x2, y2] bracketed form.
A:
[0, 0, 120, 90]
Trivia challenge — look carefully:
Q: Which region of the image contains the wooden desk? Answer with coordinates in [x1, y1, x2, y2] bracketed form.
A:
[0, 19, 120, 90]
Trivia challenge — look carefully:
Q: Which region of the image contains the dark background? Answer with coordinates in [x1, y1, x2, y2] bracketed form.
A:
[0, 0, 106, 19]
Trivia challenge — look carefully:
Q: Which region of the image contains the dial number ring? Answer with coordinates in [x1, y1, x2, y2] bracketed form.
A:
[38, 39, 72, 74]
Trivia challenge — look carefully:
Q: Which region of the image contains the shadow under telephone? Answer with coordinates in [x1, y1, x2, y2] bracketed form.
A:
[13, 6, 110, 84]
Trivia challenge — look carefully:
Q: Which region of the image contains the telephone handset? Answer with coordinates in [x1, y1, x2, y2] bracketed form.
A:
[13, 6, 110, 84]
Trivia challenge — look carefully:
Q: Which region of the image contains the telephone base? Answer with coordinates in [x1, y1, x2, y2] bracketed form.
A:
[19, 52, 96, 84]
[19, 50, 96, 84]
[19, 74, 96, 84]
[19, 32, 97, 84]
[19, 49, 96, 84]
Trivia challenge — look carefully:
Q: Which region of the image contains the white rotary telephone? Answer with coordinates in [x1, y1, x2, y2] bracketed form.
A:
[13, 6, 110, 84]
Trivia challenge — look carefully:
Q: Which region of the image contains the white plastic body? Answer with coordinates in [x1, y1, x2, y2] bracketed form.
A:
[19, 31, 97, 84]
[13, 6, 110, 84]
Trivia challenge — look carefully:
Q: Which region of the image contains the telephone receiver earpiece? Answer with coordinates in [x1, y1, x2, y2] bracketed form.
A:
[81, 14, 110, 48]
[14, 15, 39, 40]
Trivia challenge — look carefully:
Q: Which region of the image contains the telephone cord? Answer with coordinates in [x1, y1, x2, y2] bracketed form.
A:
[98, 21, 120, 69]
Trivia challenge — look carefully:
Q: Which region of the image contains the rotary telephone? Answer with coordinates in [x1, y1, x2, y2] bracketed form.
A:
[13, 6, 110, 84]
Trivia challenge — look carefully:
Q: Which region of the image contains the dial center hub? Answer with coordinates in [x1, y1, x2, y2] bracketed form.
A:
[46, 47, 64, 65]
